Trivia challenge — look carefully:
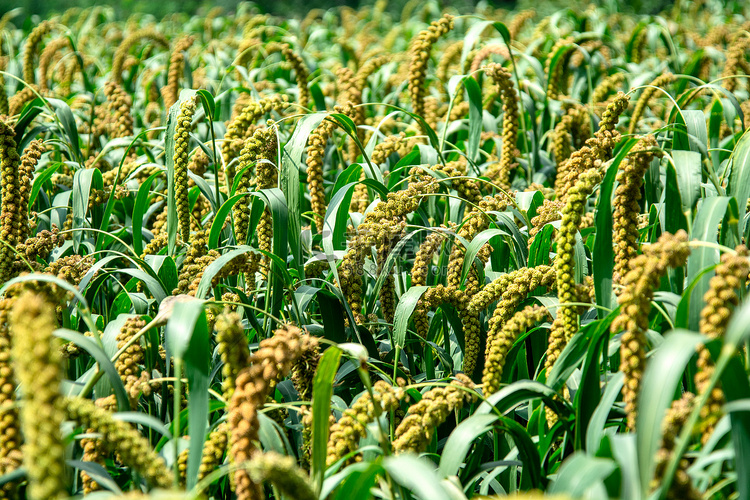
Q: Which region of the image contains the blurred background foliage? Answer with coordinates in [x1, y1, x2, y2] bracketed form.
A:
[0, 0, 707, 21]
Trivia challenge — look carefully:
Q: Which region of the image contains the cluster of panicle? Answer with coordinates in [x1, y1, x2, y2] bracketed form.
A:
[241, 451, 316, 500]
[198, 423, 229, 482]
[440, 160, 482, 205]
[556, 92, 629, 200]
[44, 254, 95, 290]
[392, 374, 476, 453]
[370, 132, 408, 166]
[544, 168, 602, 378]
[349, 132, 406, 214]
[628, 72, 674, 134]
[103, 81, 134, 139]
[79, 395, 117, 494]
[408, 14, 454, 119]
[544, 37, 576, 100]
[552, 105, 590, 170]
[446, 193, 512, 295]
[695, 247, 750, 443]
[652, 393, 701, 500]
[10, 291, 66, 500]
[0, 120, 22, 284]
[355, 53, 391, 92]
[465, 266, 555, 376]
[229, 325, 315, 500]
[0, 299, 21, 496]
[411, 229, 449, 337]
[174, 230, 210, 294]
[612, 230, 690, 430]
[38, 37, 71, 94]
[233, 130, 264, 247]
[470, 44, 510, 73]
[265, 42, 311, 110]
[484, 306, 550, 395]
[22, 21, 53, 85]
[291, 337, 321, 469]
[339, 175, 438, 324]
[483, 63, 520, 190]
[173, 96, 198, 244]
[8, 85, 38, 117]
[306, 104, 354, 231]
[436, 40, 464, 84]
[528, 199, 563, 248]
[64, 396, 172, 489]
[215, 311, 250, 401]
[163, 35, 195, 109]
[508, 9, 536, 38]
[110, 28, 168, 84]
[613, 136, 659, 286]
[177, 421, 230, 485]
[629, 27, 648, 64]
[186, 251, 247, 298]
[253, 127, 278, 274]
[115, 316, 152, 405]
[721, 35, 750, 93]
[17, 140, 45, 241]
[591, 72, 626, 105]
[222, 94, 288, 182]
[327, 380, 405, 466]
[290, 337, 320, 403]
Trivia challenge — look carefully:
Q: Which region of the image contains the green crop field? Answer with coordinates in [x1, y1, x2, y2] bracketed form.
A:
[0, 0, 748, 498]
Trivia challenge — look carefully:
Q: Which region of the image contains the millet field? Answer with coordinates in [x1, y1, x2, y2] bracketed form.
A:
[0, 0, 749, 498]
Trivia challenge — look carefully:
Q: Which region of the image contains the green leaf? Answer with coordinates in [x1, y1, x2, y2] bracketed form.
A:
[164, 299, 210, 489]
[586, 372, 625, 453]
[195, 245, 256, 299]
[460, 228, 509, 284]
[671, 150, 702, 213]
[55, 329, 129, 412]
[549, 452, 616, 496]
[311, 346, 342, 494]
[208, 193, 249, 249]
[383, 454, 450, 500]
[28, 161, 62, 210]
[282, 112, 327, 270]
[686, 197, 739, 330]
[465, 75, 482, 163]
[72, 167, 103, 252]
[593, 138, 638, 316]
[393, 286, 430, 349]
[728, 129, 750, 236]
[196, 89, 216, 120]
[132, 170, 163, 256]
[664, 161, 688, 234]
[636, 329, 703, 497]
